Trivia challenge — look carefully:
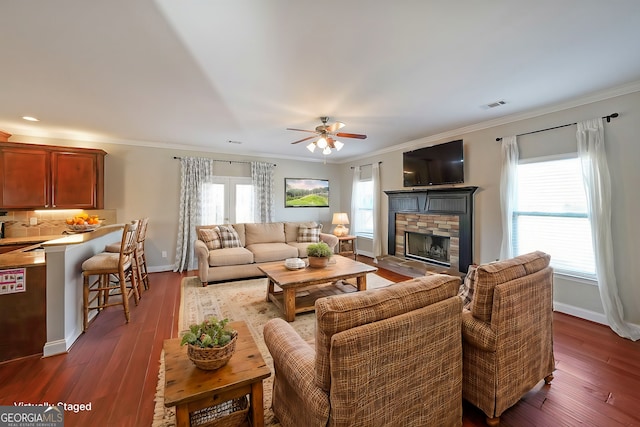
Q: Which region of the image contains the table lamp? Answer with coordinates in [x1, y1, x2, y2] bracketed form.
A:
[332, 213, 349, 237]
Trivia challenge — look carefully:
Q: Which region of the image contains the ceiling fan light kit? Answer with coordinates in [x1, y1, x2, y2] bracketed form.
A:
[288, 116, 367, 156]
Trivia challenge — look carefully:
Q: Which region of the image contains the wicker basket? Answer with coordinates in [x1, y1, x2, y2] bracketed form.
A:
[190, 395, 248, 427]
[187, 332, 238, 370]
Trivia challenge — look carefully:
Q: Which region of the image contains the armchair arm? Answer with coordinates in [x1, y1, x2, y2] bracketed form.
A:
[319, 233, 338, 252]
[461, 310, 497, 351]
[193, 240, 210, 285]
[264, 319, 329, 422]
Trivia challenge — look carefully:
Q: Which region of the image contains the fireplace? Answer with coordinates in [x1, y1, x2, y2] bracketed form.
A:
[405, 232, 451, 266]
[385, 187, 477, 273]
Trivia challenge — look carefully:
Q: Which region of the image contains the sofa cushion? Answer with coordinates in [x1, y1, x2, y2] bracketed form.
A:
[245, 222, 286, 246]
[218, 225, 242, 248]
[198, 227, 222, 250]
[247, 242, 298, 263]
[458, 264, 477, 310]
[297, 225, 321, 243]
[471, 251, 551, 322]
[287, 242, 313, 258]
[285, 221, 319, 242]
[314, 273, 460, 391]
[208, 247, 254, 266]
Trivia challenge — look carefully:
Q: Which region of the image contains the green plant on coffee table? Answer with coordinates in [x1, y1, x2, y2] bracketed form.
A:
[181, 317, 235, 348]
[306, 241, 333, 258]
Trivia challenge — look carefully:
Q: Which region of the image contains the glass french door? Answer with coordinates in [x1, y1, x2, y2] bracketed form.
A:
[201, 177, 254, 225]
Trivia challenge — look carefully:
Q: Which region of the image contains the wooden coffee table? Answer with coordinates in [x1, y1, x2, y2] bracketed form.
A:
[164, 321, 271, 427]
[259, 255, 378, 322]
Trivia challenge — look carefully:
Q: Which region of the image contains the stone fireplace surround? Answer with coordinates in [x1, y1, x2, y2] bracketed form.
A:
[401, 216, 458, 267]
[385, 187, 477, 273]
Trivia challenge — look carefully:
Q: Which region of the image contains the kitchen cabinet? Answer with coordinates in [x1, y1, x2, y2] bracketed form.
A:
[0, 141, 105, 209]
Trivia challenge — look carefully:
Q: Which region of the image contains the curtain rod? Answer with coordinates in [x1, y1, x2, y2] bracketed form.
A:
[350, 161, 383, 169]
[495, 113, 618, 142]
[172, 156, 276, 166]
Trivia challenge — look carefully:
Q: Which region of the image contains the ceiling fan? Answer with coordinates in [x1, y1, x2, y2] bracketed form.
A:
[287, 117, 367, 155]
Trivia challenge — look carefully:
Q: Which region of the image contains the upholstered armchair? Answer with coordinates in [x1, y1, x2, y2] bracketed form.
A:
[264, 274, 463, 427]
[462, 251, 555, 426]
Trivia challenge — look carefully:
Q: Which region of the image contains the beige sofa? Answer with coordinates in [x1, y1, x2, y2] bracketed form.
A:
[194, 221, 339, 286]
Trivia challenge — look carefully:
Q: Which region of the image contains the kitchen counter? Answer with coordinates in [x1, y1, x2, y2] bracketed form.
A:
[0, 235, 63, 246]
[0, 225, 125, 360]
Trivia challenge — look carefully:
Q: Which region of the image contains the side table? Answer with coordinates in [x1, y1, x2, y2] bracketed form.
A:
[164, 321, 271, 427]
[337, 235, 356, 259]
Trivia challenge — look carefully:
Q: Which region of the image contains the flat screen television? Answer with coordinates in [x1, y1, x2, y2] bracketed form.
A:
[403, 139, 464, 187]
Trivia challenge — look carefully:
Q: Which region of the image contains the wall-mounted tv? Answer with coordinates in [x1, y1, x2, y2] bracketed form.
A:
[403, 139, 464, 187]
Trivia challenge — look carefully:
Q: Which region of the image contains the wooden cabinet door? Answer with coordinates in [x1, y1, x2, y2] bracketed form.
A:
[51, 151, 98, 209]
[0, 147, 50, 209]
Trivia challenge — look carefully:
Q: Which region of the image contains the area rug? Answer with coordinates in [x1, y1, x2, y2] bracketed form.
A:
[152, 273, 393, 427]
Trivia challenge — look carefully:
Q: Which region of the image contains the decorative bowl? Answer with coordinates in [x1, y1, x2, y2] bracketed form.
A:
[66, 223, 101, 232]
[284, 258, 306, 270]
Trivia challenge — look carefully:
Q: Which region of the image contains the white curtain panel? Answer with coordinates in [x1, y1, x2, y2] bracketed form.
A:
[251, 161, 275, 223]
[350, 166, 361, 239]
[577, 118, 640, 340]
[372, 162, 382, 259]
[174, 157, 213, 272]
[499, 136, 519, 260]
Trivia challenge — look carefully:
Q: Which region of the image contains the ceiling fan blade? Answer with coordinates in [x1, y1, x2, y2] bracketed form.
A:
[286, 128, 318, 134]
[291, 135, 318, 144]
[335, 132, 367, 139]
[326, 121, 345, 132]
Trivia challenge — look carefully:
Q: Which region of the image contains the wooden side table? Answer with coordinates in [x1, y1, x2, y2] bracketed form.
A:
[337, 235, 356, 259]
[164, 321, 271, 427]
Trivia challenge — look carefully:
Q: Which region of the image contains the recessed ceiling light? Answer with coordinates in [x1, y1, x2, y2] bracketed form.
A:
[22, 116, 39, 122]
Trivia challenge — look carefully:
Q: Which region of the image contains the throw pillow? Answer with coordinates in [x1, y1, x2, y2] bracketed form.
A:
[458, 264, 478, 310]
[198, 227, 222, 250]
[218, 225, 242, 248]
[297, 225, 321, 243]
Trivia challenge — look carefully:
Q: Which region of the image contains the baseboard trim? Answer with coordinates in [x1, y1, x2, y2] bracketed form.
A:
[148, 264, 175, 273]
[553, 302, 608, 325]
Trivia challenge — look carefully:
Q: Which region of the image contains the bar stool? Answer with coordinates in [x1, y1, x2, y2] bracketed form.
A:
[81, 221, 139, 331]
[134, 217, 150, 291]
[106, 217, 150, 292]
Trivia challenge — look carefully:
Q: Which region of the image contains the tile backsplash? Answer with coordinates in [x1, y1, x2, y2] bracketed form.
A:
[1, 209, 117, 238]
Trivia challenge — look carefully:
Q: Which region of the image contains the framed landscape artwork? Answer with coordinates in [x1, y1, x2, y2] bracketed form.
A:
[285, 178, 330, 208]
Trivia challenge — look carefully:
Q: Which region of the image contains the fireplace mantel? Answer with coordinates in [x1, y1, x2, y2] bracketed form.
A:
[385, 186, 477, 273]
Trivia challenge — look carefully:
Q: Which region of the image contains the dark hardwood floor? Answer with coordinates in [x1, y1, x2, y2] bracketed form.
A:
[1, 257, 639, 426]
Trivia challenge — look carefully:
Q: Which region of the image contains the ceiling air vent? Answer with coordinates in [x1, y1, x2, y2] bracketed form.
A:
[486, 100, 506, 108]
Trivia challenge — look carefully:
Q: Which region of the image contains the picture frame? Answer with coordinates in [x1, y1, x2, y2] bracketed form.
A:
[285, 178, 330, 208]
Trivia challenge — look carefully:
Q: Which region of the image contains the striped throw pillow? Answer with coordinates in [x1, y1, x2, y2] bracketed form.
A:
[218, 225, 242, 248]
[297, 225, 321, 243]
[198, 227, 222, 250]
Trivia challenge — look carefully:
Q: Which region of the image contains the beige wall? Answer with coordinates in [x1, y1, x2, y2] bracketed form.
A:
[3, 137, 341, 271]
[341, 90, 640, 324]
[8, 90, 639, 325]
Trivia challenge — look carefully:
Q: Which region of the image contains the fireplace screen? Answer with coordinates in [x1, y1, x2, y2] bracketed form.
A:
[405, 232, 451, 266]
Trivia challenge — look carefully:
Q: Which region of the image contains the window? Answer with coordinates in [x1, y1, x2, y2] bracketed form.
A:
[353, 180, 373, 237]
[201, 177, 254, 224]
[513, 155, 595, 278]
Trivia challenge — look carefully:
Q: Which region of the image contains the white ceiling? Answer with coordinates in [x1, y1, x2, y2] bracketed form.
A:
[2, 0, 640, 163]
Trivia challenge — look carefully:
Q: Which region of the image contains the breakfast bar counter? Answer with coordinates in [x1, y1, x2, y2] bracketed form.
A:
[0, 225, 125, 361]
[41, 224, 125, 357]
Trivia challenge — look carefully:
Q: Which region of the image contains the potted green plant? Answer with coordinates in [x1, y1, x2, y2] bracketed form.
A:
[180, 317, 238, 370]
[306, 241, 333, 268]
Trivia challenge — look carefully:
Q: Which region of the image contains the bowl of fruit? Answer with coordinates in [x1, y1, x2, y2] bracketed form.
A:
[66, 214, 102, 232]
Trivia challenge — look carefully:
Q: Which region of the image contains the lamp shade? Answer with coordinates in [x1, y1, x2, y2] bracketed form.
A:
[332, 213, 349, 225]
